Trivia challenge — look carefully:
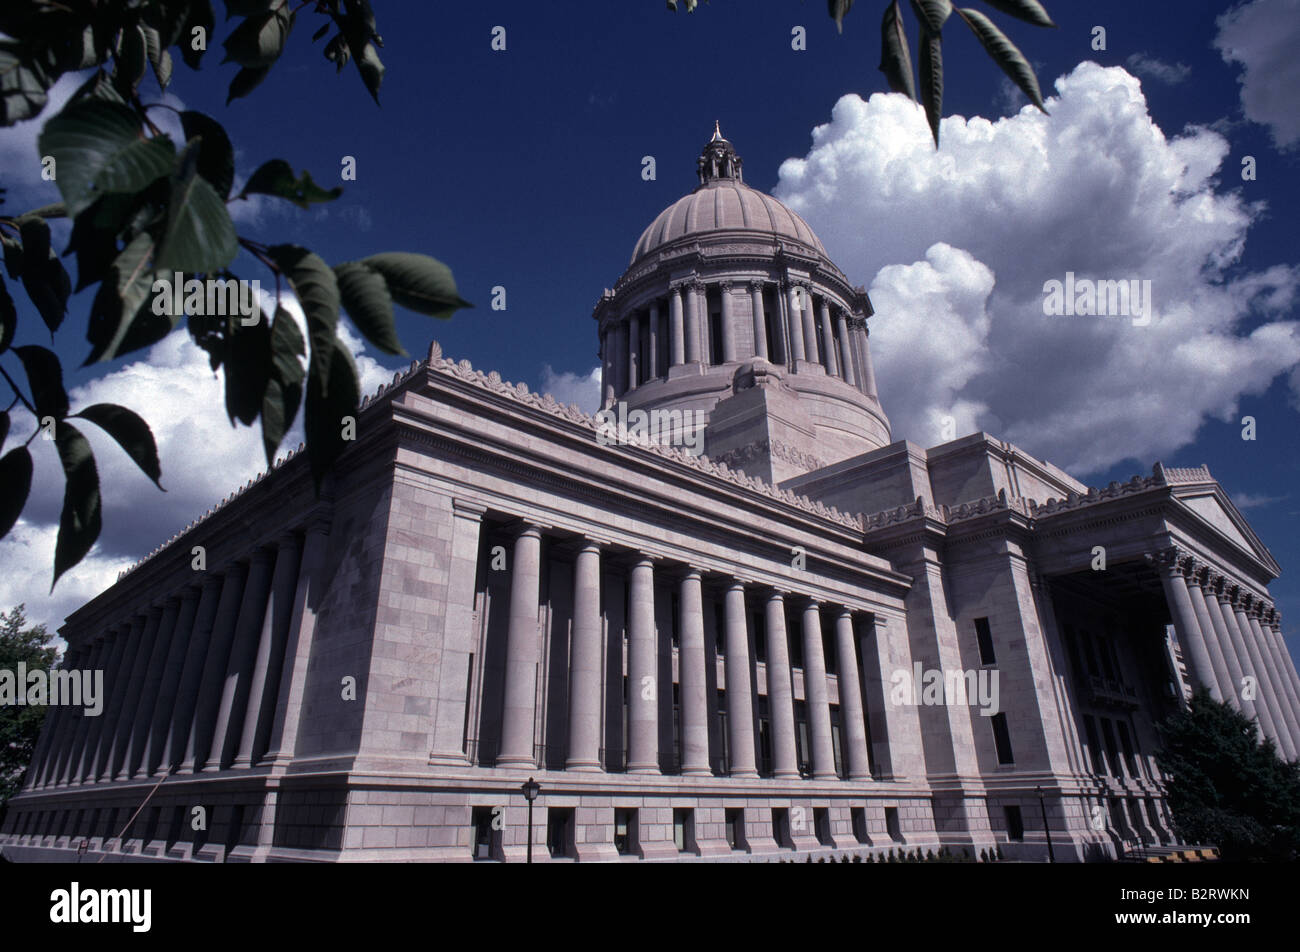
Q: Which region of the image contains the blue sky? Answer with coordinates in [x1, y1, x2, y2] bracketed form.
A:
[2, 0, 1298, 663]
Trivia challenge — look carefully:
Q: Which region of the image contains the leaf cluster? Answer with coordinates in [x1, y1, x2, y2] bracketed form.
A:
[0, 604, 60, 804]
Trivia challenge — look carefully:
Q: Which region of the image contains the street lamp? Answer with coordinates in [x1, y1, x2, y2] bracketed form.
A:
[1036, 785, 1055, 864]
[521, 777, 541, 864]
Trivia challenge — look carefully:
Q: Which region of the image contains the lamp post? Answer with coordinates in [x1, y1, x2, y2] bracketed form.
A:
[522, 777, 541, 864]
[1036, 785, 1055, 864]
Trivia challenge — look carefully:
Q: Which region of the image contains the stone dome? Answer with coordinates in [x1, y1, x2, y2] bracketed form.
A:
[629, 122, 828, 265]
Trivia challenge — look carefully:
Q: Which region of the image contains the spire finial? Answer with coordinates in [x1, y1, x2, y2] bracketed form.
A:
[697, 122, 742, 185]
[712, 119, 722, 141]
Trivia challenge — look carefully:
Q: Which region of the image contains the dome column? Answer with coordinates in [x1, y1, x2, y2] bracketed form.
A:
[836, 311, 857, 387]
[749, 281, 768, 361]
[719, 282, 737, 363]
[684, 282, 702, 364]
[818, 298, 839, 377]
[853, 317, 879, 398]
[668, 285, 686, 367]
[647, 302, 660, 380]
[784, 282, 805, 362]
[627, 311, 641, 389]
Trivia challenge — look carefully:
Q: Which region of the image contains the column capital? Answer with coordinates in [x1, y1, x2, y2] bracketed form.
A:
[717, 280, 734, 292]
[249, 546, 276, 568]
[452, 498, 487, 518]
[748, 279, 766, 293]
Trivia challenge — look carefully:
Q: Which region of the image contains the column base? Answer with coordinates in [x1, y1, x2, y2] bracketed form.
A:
[681, 766, 713, 777]
[564, 761, 603, 772]
[494, 756, 537, 769]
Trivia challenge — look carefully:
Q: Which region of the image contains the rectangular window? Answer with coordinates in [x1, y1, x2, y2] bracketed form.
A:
[772, 807, 792, 848]
[822, 614, 837, 674]
[814, 808, 832, 846]
[752, 607, 767, 662]
[851, 807, 869, 844]
[716, 690, 729, 775]
[795, 700, 810, 775]
[991, 711, 1015, 765]
[1004, 805, 1024, 842]
[788, 609, 804, 668]
[1101, 719, 1122, 777]
[1117, 721, 1140, 778]
[725, 808, 743, 850]
[471, 806, 497, 860]
[709, 310, 723, 365]
[714, 601, 726, 655]
[1083, 715, 1104, 775]
[673, 808, 693, 853]
[614, 808, 637, 856]
[884, 806, 902, 842]
[670, 591, 681, 647]
[672, 682, 682, 773]
[975, 617, 996, 665]
[546, 808, 573, 858]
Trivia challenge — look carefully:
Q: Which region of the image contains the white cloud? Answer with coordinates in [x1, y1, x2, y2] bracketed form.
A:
[1125, 53, 1191, 85]
[0, 294, 392, 632]
[1231, 490, 1287, 510]
[773, 62, 1300, 475]
[1215, 0, 1300, 149]
[540, 364, 602, 413]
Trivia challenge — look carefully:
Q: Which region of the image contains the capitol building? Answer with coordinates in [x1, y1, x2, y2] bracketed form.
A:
[3, 128, 1298, 863]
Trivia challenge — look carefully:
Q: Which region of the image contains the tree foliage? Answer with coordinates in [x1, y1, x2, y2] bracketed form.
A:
[1155, 690, 1300, 862]
[667, 0, 1056, 146]
[0, 604, 59, 805]
[0, 1, 471, 590]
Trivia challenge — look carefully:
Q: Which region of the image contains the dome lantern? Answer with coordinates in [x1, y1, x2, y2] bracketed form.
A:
[697, 120, 743, 186]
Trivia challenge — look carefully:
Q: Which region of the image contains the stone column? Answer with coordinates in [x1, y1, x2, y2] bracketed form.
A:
[647, 302, 660, 380]
[497, 524, 543, 768]
[799, 285, 820, 363]
[179, 562, 248, 774]
[80, 618, 138, 782]
[785, 283, 805, 362]
[60, 635, 109, 785]
[1203, 575, 1252, 717]
[836, 312, 857, 387]
[140, 587, 201, 778]
[627, 311, 641, 389]
[1185, 573, 1237, 707]
[669, 286, 685, 367]
[263, 513, 333, 769]
[723, 581, 758, 777]
[232, 533, 304, 768]
[719, 282, 737, 363]
[32, 645, 84, 788]
[164, 575, 224, 772]
[600, 329, 612, 408]
[1253, 610, 1300, 750]
[858, 321, 879, 397]
[120, 597, 182, 779]
[834, 608, 872, 780]
[614, 321, 628, 398]
[1232, 594, 1294, 759]
[818, 299, 839, 377]
[626, 557, 659, 774]
[678, 569, 711, 775]
[1215, 586, 1269, 738]
[98, 611, 156, 781]
[765, 591, 799, 779]
[1153, 551, 1222, 701]
[684, 282, 702, 364]
[801, 599, 837, 779]
[205, 547, 277, 772]
[1267, 614, 1300, 721]
[749, 282, 768, 361]
[566, 541, 603, 771]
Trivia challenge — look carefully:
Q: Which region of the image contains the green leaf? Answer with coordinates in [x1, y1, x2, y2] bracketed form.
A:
[52, 421, 102, 591]
[181, 1, 216, 71]
[910, 0, 952, 34]
[0, 276, 14, 352]
[0, 40, 52, 126]
[155, 140, 239, 274]
[355, 42, 384, 104]
[0, 409, 6, 447]
[180, 111, 236, 199]
[0, 446, 32, 540]
[304, 339, 359, 493]
[13, 344, 69, 422]
[311, 23, 331, 43]
[71, 403, 164, 490]
[65, 194, 135, 292]
[269, 303, 306, 383]
[1, 234, 22, 279]
[335, 261, 403, 355]
[879, 1, 917, 101]
[112, 24, 148, 98]
[829, 0, 854, 33]
[958, 8, 1047, 112]
[226, 65, 271, 104]
[360, 252, 472, 319]
[918, 31, 944, 147]
[17, 216, 70, 334]
[222, 8, 293, 68]
[979, 0, 1056, 28]
[223, 307, 272, 427]
[238, 159, 342, 208]
[68, 69, 127, 108]
[267, 245, 339, 395]
[37, 98, 176, 217]
[261, 304, 305, 465]
[84, 232, 157, 364]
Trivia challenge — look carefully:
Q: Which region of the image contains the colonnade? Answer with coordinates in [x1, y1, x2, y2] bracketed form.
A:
[493, 524, 878, 781]
[25, 527, 321, 790]
[1153, 547, 1300, 760]
[600, 277, 878, 404]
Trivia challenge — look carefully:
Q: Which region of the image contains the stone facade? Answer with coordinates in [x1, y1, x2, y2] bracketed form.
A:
[3, 131, 1299, 863]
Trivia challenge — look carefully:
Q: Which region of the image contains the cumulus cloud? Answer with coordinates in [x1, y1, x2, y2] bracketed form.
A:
[1215, 0, 1300, 149]
[773, 62, 1300, 473]
[0, 295, 392, 631]
[540, 364, 602, 413]
[1125, 53, 1191, 85]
